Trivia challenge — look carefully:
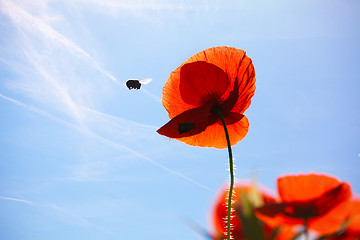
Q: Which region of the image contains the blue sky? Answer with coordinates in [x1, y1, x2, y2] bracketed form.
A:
[0, 0, 359, 239]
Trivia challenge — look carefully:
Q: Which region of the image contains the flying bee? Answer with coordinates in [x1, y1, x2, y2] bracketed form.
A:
[126, 78, 152, 90]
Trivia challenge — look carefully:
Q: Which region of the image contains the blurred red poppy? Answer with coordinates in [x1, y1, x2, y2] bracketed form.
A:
[210, 181, 293, 240]
[328, 198, 360, 240]
[157, 46, 256, 148]
[256, 173, 352, 235]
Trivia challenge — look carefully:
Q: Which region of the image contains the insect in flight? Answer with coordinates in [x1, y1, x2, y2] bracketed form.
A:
[126, 78, 152, 90]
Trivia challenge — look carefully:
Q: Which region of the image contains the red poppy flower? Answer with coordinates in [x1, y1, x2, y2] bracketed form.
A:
[256, 173, 352, 235]
[327, 198, 360, 240]
[157, 46, 256, 149]
[211, 181, 289, 240]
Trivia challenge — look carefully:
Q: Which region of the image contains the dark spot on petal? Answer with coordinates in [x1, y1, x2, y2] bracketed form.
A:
[178, 122, 196, 134]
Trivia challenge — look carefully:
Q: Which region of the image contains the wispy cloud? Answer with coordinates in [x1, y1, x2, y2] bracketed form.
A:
[72, 0, 216, 15]
[1, 0, 166, 184]
[0, 0, 214, 191]
[0, 0, 119, 83]
[0, 1, 100, 127]
[43, 203, 93, 228]
[1, 0, 132, 125]
[0, 196, 34, 205]
[0, 93, 214, 192]
[0, 195, 104, 230]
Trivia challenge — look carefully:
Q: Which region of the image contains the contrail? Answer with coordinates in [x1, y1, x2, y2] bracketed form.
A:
[142, 89, 162, 103]
[0, 196, 34, 205]
[0, 195, 102, 229]
[0, 93, 215, 192]
[0, 0, 119, 85]
[0, 0, 163, 103]
[74, 0, 213, 12]
[79, 105, 157, 130]
[0, 1, 212, 191]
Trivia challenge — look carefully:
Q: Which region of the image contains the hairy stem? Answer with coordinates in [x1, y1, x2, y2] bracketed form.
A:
[215, 109, 234, 240]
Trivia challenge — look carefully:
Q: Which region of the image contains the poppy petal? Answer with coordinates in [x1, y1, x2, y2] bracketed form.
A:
[279, 182, 351, 219]
[232, 65, 256, 114]
[162, 67, 195, 119]
[211, 181, 278, 240]
[257, 212, 304, 227]
[173, 114, 249, 149]
[212, 188, 244, 240]
[344, 199, 360, 236]
[261, 173, 353, 233]
[277, 174, 343, 202]
[225, 112, 245, 125]
[208, 112, 245, 126]
[221, 54, 256, 114]
[309, 197, 352, 235]
[186, 47, 256, 114]
[274, 226, 297, 240]
[162, 46, 254, 119]
[312, 183, 352, 216]
[226, 115, 250, 146]
[159, 46, 255, 148]
[256, 203, 288, 217]
[186, 47, 247, 82]
[179, 61, 230, 106]
[156, 103, 211, 138]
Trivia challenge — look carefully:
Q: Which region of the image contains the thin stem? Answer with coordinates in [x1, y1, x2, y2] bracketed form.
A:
[215, 108, 234, 240]
[304, 218, 309, 240]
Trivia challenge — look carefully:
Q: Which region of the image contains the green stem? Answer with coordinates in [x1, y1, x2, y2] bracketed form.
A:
[304, 218, 309, 240]
[215, 109, 234, 240]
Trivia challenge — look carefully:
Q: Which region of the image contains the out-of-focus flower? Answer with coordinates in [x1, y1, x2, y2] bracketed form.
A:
[256, 173, 352, 235]
[157, 46, 255, 149]
[210, 181, 294, 240]
[327, 198, 360, 240]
